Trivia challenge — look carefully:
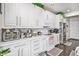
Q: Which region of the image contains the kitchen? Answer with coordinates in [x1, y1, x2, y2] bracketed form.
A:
[0, 3, 79, 56]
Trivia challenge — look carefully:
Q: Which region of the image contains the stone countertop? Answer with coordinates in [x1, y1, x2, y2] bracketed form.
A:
[0, 39, 27, 47]
[0, 35, 45, 47]
[0, 33, 58, 47]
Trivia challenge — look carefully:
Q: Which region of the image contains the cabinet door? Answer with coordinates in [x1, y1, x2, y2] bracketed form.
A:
[41, 36, 47, 52]
[55, 15, 63, 28]
[39, 10, 55, 27]
[38, 10, 47, 27]
[16, 3, 30, 27]
[45, 11, 56, 28]
[33, 6, 42, 28]
[4, 3, 17, 27]
[46, 36, 55, 51]
[48, 12, 56, 28]
[28, 4, 42, 28]
[53, 34, 59, 45]
[17, 3, 41, 28]
[44, 11, 50, 26]
[21, 45, 29, 56]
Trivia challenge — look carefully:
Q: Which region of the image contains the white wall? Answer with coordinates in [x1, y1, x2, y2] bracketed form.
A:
[69, 16, 79, 39]
[0, 14, 2, 41]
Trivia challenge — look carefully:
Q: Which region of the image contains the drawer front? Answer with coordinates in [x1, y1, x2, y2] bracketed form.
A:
[32, 39, 40, 43]
[14, 44, 26, 48]
[31, 39, 40, 47]
[31, 41, 41, 49]
[31, 42, 41, 55]
[31, 41, 41, 47]
[31, 46, 41, 55]
[33, 43, 40, 47]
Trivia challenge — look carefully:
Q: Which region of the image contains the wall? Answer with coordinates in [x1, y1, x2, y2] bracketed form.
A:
[68, 16, 79, 39]
[0, 14, 2, 41]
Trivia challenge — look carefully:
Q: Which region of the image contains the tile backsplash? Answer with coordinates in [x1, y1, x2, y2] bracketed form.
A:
[1, 28, 53, 42]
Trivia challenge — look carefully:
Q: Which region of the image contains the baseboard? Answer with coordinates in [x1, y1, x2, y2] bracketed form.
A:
[68, 38, 79, 41]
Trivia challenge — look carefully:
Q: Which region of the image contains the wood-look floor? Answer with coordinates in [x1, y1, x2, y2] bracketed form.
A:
[55, 39, 79, 56]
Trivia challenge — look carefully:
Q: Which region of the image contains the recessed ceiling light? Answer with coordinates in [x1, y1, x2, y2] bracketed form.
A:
[66, 9, 71, 12]
[50, 4, 54, 6]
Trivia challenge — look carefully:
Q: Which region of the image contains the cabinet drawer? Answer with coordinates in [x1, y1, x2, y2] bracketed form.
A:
[33, 43, 40, 47]
[33, 47, 40, 51]
[14, 44, 26, 48]
[31, 41, 41, 48]
[31, 40, 40, 46]
[31, 47, 40, 54]
[31, 39, 40, 43]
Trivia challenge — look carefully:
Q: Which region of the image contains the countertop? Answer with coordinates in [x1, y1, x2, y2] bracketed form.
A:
[0, 33, 59, 47]
[0, 35, 46, 47]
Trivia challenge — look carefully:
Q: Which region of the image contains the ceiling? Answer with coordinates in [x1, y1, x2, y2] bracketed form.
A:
[44, 3, 79, 14]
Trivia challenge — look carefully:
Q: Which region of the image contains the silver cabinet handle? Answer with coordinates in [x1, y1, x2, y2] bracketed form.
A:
[16, 16, 21, 26]
[33, 42, 40, 46]
[19, 16, 21, 26]
[21, 48, 23, 56]
[18, 48, 20, 56]
[34, 43, 40, 47]
[16, 16, 18, 26]
[33, 47, 40, 51]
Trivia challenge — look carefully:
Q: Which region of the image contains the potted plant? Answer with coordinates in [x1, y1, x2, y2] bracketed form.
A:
[32, 3, 44, 9]
[0, 48, 11, 56]
[56, 11, 65, 18]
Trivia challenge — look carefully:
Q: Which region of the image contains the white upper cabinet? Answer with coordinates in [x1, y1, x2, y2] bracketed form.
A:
[38, 10, 47, 27]
[27, 4, 43, 28]
[55, 15, 60, 28]
[4, 3, 17, 27]
[38, 10, 57, 28]
[55, 14, 65, 28]
[44, 11, 50, 26]
[46, 11, 56, 28]
[17, 3, 43, 28]
[4, 3, 57, 28]
[4, 3, 43, 28]
[37, 10, 57, 28]
[27, 4, 41, 28]
[32, 6, 43, 28]
[16, 3, 30, 27]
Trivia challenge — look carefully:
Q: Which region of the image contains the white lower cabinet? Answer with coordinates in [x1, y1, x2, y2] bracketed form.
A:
[19, 44, 29, 56]
[40, 36, 47, 52]
[53, 34, 60, 45]
[5, 44, 29, 56]
[22, 46, 29, 56]
[1, 35, 59, 56]
[4, 40, 30, 56]
[30, 36, 49, 56]
[46, 36, 55, 51]
[30, 37, 42, 56]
